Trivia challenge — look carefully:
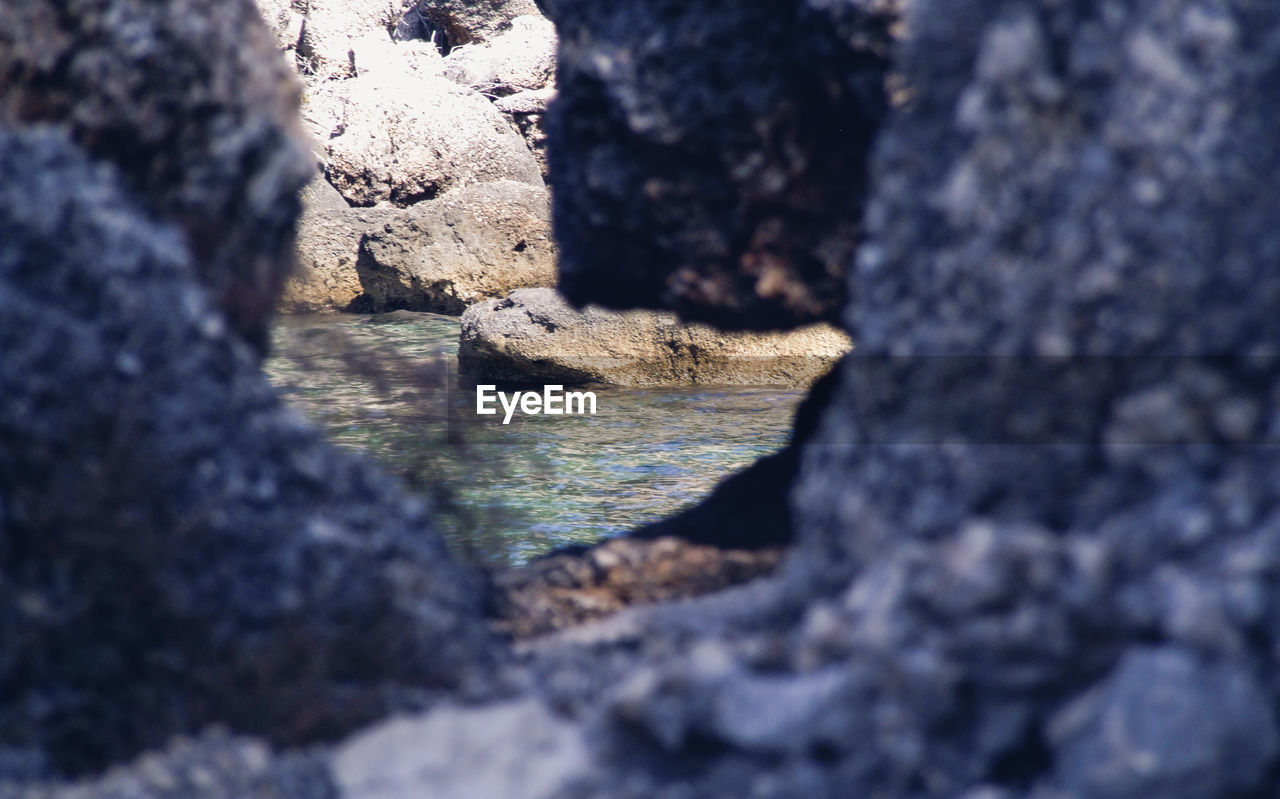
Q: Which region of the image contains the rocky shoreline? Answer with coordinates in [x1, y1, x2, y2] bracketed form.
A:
[6, 0, 1280, 797]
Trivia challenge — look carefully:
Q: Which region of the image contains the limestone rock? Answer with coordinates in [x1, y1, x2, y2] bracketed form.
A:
[398, 0, 543, 50]
[0, 0, 314, 352]
[442, 15, 556, 95]
[495, 88, 556, 177]
[459, 288, 851, 386]
[295, 0, 408, 80]
[280, 178, 394, 313]
[357, 180, 556, 314]
[309, 72, 541, 207]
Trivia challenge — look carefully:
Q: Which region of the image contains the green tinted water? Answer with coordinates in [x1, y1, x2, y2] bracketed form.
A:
[265, 312, 804, 564]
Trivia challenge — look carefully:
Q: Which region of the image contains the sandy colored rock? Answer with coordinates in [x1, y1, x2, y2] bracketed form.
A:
[495, 88, 555, 176]
[442, 15, 556, 95]
[459, 288, 851, 386]
[397, 0, 543, 50]
[309, 72, 541, 207]
[357, 180, 556, 314]
[295, 0, 410, 79]
[280, 178, 394, 312]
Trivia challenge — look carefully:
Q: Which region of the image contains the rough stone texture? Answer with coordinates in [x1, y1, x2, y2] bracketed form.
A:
[333, 699, 589, 799]
[281, 178, 395, 313]
[398, 0, 544, 51]
[308, 71, 542, 207]
[496, 88, 556, 178]
[542, 0, 894, 330]
[442, 15, 557, 95]
[0, 0, 314, 353]
[295, 0, 409, 80]
[494, 538, 783, 639]
[460, 288, 851, 387]
[253, 0, 305, 57]
[0, 128, 498, 777]
[357, 181, 557, 314]
[0, 733, 337, 799]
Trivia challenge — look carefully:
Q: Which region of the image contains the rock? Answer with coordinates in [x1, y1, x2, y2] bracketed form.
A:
[541, 0, 894, 329]
[295, 0, 408, 80]
[493, 538, 783, 639]
[1047, 648, 1277, 799]
[309, 72, 541, 207]
[442, 15, 556, 95]
[280, 178, 395, 313]
[397, 0, 544, 51]
[459, 288, 851, 386]
[0, 128, 498, 776]
[0, 0, 314, 352]
[253, 0, 305, 56]
[357, 180, 556, 314]
[332, 699, 589, 799]
[495, 88, 556, 178]
[0, 732, 337, 799]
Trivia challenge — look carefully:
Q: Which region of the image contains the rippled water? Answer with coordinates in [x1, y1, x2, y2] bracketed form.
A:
[265, 312, 804, 564]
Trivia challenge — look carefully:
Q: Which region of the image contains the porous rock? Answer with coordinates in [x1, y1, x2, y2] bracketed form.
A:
[541, 0, 894, 329]
[309, 71, 541, 207]
[357, 180, 556, 314]
[459, 288, 851, 386]
[280, 177, 395, 313]
[0, 0, 313, 352]
[397, 0, 544, 51]
[442, 15, 557, 95]
[0, 128, 498, 776]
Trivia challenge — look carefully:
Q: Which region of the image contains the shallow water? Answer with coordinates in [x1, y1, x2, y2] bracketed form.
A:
[265, 311, 805, 564]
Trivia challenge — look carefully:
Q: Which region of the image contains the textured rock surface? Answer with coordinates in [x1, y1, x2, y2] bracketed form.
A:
[460, 288, 851, 387]
[0, 0, 314, 352]
[496, 88, 556, 177]
[0, 129, 498, 776]
[280, 178, 394, 313]
[398, 0, 544, 51]
[357, 181, 556, 314]
[542, 0, 894, 329]
[295, 0, 407, 79]
[442, 15, 557, 95]
[309, 71, 541, 207]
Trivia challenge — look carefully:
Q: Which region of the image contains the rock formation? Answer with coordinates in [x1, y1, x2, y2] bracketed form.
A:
[541, 0, 895, 330]
[357, 181, 557, 314]
[459, 288, 851, 387]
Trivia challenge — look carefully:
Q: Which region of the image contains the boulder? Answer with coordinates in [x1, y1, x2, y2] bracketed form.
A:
[0, 0, 314, 352]
[458, 288, 851, 386]
[357, 180, 556, 314]
[0, 128, 498, 776]
[495, 88, 556, 178]
[253, 0, 305, 55]
[280, 178, 395, 313]
[295, 0, 409, 80]
[309, 72, 541, 207]
[397, 0, 543, 51]
[541, 0, 894, 329]
[442, 15, 556, 95]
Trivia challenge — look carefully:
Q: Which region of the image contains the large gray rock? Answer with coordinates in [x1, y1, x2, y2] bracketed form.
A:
[459, 288, 850, 386]
[541, 0, 894, 329]
[0, 128, 498, 777]
[280, 178, 395, 313]
[357, 180, 557, 314]
[495, 88, 556, 178]
[0, 0, 314, 352]
[442, 15, 556, 95]
[309, 71, 541, 207]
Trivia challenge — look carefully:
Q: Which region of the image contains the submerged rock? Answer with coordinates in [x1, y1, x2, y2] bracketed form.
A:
[0, 128, 499, 776]
[459, 288, 851, 386]
[542, 0, 894, 329]
[357, 180, 557, 314]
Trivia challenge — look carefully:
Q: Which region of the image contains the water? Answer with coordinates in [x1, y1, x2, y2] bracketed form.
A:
[265, 311, 804, 564]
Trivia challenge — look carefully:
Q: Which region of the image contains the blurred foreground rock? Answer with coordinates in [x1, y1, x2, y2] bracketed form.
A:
[459, 288, 851, 386]
[0, 128, 498, 777]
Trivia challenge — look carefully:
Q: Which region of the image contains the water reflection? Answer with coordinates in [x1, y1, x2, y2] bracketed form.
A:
[265, 311, 803, 564]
